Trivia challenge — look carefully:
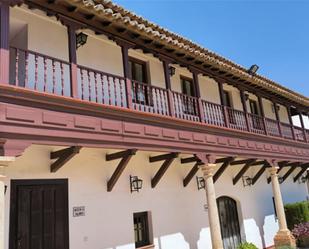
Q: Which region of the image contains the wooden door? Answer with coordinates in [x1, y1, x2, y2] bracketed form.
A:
[217, 196, 241, 249]
[9, 179, 69, 249]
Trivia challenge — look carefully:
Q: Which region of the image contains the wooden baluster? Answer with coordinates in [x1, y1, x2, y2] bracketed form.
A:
[80, 69, 84, 100]
[107, 76, 112, 105]
[100, 74, 105, 104]
[61, 62, 65, 96]
[119, 77, 124, 107]
[34, 54, 39, 90]
[114, 78, 119, 107]
[94, 72, 98, 103]
[87, 70, 91, 101]
[52, 60, 56, 94]
[43, 57, 47, 92]
[15, 48, 19, 86]
[25, 51, 29, 88]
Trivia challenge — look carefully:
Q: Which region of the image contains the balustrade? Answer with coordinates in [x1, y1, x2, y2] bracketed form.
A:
[7, 47, 309, 144]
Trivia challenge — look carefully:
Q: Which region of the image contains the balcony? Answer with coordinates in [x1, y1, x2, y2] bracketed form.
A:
[8, 47, 309, 143]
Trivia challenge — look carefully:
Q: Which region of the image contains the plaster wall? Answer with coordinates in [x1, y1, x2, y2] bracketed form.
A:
[3, 146, 308, 249]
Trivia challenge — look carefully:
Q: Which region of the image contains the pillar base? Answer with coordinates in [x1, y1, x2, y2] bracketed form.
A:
[274, 230, 296, 248]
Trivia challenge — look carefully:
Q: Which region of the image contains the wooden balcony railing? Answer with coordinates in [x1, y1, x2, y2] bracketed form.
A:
[8, 48, 309, 144]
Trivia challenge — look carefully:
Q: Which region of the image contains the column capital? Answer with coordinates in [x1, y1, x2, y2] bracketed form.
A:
[201, 163, 217, 177]
[268, 166, 279, 176]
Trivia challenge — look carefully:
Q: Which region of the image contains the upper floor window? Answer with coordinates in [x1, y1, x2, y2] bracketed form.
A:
[129, 57, 148, 84]
[249, 99, 259, 115]
[223, 90, 232, 108]
[133, 212, 151, 248]
[181, 77, 195, 97]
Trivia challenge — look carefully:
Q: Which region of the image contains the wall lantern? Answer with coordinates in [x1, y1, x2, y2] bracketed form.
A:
[130, 175, 143, 193]
[196, 176, 205, 190]
[298, 174, 308, 184]
[76, 32, 88, 49]
[169, 66, 176, 76]
[248, 64, 259, 75]
[242, 176, 253, 187]
[278, 176, 284, 184]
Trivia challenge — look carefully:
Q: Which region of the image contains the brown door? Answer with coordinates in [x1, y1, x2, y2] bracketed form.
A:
[9, 179, 69, 249]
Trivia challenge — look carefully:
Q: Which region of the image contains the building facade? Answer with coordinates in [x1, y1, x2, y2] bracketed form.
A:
[0, 1, 309, 249]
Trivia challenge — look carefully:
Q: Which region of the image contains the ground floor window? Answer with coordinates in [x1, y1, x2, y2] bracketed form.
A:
[133, 211, 151, 248]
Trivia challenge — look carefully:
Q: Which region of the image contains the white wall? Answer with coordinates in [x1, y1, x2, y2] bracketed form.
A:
[3, 145, 308, 249]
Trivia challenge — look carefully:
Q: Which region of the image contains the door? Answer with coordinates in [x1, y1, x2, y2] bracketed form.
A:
[217, 196, 241, 249]
[9, 179, 69, 249]
[181, 77, 197, 115]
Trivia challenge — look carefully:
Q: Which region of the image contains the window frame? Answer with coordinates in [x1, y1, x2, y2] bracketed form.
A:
[249, 99, 260, 116]
[180, 76, 195, 97]
[128, 57, 149, 84]
[133, 211, 151, 248]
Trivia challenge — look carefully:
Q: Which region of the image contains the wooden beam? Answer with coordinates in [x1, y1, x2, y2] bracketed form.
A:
[107, 149, 137, 192]
[151, 153, 179, 188]
[233, 159, 256, 185]
[213, 157, 235, 183]
[180, 155, 199, 164]
[250, 160, 267, 167]
[230, 158, 254, 166]
[50, 146, 81, 172]
[252, 163, 269, 185]
[293, 167, 308, 182]
[106, 149, 137, 161]
[183, 162, 201, 187]
[149, 152, 178, 163]
[281, 165, 298, 183]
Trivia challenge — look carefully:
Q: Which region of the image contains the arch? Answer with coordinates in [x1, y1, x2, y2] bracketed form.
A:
[217, 196, 242, 249]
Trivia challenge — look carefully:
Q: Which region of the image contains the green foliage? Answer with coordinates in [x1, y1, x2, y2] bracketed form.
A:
[236, 242, 258, 249]
[284, 201, 309, 230]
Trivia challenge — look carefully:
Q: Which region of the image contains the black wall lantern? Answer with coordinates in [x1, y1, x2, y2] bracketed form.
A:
[278, 176, 284, 184]
[169, 66, 176, 76]
[242, 176, 253, 187]
[196, 176, 205, 190]
[130, 175, 143, 193]
[76, 32, 88, 49]
[298, 174, 308, 184]
[248, 64, 259, 75]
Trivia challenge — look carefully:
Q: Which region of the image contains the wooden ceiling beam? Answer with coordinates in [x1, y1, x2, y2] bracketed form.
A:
[252, 162, 269, 185]
[150, 152, 179, 188]
[50, 146, 81, 172]
[149, 152, 178, 163]
[230, 158, 254, 166]
[281, 165, 299, 183]
[106, 149, 137, 192]
[183, 162, 202, 187]
[233, 159, 257, 185]
[293, 167, 308, 182]
[213, 157, 235, 183]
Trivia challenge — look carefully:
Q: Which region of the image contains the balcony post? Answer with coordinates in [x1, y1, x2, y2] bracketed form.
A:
[273, 102, 283, 137]
[268, 160, 296, 247]
[299, 111, 307, 142]
[286, 106, 296, 140]
[116, 38, 134, 109]
[191, 69, 205, 122]
[217, 80, 229, 127]
[0, 1, 10, 84]
[257, 96, 268, 135]
[240, 89, 250, 131]
[161, 58, 175, 117]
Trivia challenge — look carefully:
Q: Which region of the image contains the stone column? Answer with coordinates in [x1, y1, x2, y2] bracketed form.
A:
[268, 165, 296, 247]
[201, 163, 224, 249]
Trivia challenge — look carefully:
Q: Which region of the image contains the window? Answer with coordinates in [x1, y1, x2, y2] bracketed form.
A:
[133, 212, 150, 248]
[129, 57, 150, 104]
[249, 99, 259, 115]
[129, 58, 148, 84]
[223, 90, 232, 108]
[181, 77, 195, 97]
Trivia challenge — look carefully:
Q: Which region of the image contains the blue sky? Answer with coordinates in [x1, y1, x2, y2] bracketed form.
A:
[113, 0, 309, 97]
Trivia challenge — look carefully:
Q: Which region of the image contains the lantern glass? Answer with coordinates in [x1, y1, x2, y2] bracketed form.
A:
[130, 176, 143, 193]
[196, 176, 205, 190]
[169, 66, 176, 76]
[76, 32, 88, 48]
[242, 176, 252, 187]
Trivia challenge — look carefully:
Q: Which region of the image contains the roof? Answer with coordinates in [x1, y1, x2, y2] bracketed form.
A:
[65, 0, 309, 108]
